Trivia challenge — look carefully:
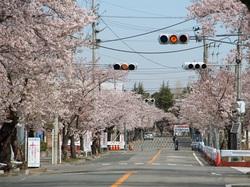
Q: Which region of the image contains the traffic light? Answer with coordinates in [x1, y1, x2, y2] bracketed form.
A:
[159, 34, 189, 44]
[144, 98, 155, 105]
[182, 62, 207, 70]
[113, 63, 137, 70]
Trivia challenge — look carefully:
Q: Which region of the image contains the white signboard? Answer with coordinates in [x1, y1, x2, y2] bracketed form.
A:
[174, 125, 190, 133]
[28, 138, 40, 167]
[83, 131, 92, 152]
[100, 132, 108, 148]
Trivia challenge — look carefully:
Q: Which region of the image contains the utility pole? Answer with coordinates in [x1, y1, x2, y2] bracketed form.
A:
[230, 29, 242, 150]
[235, 28, 242, 150]
[203, 36, 209, 64]
[91, 0, 96, 82]
[52, 114, 59, 165]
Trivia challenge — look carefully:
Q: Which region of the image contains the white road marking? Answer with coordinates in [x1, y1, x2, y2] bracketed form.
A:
[102, 163, 111, 166]
[225, 184, 250, 187]
[231, 167, 250, 174]
[152, 163, 160, 165]
[135, 162, 144, 165]
[167, 163, 177, 166]
[119, 162, 128, 165]
[211, 172, 221, 176]
[167, 156, 187, 158]
[193, 152, 204, 166]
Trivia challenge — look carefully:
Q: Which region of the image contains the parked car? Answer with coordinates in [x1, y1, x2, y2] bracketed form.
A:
[191, 141, 204, 151]
[144, 132, 154, 140]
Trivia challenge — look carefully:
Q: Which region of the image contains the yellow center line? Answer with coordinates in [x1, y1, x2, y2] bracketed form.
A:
[147, 149, 162, 165]
[110, 171, 133, 187]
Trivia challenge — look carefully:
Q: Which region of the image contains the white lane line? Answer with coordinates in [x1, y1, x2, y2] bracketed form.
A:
[211, 172, 221, 176]
[102, 163, 111, 166]
[167, 163, 177, 166]
[135, 162, 144, 165]
[119, 162, 128, 165]
[152, 163, 160, 165]
[167, 156, 186, 158]
[193, 152, 204, 166]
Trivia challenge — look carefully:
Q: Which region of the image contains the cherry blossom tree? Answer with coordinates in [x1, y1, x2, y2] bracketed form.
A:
[56, 64, 127, 159]
[0, 0, 94, 168]
[179, 69, 235, 148]
[186, 0, 250, 148]
[188, 0, 249, 35]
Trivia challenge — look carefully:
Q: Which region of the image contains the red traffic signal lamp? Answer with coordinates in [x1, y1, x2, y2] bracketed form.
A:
[159, 34, 189, 44]
[182, 62, 207, 70]
[113, 63, 137, 70]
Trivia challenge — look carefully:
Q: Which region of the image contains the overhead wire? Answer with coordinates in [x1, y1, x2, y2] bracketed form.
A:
[97, 37, 247, 55]
[100, 19, 193, 43]
[101, 15, 188, 19]
[100, 18, 180, 69]
[97, 44, 205, 54]
[99, 0, 170, 17]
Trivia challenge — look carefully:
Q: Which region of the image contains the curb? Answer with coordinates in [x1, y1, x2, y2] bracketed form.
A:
[25, 167, 47, 175]
[0, 167, 48, 177]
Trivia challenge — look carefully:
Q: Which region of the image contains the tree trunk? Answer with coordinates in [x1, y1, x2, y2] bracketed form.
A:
[91, 137, 100, 156]
[70, 135, 76, 159]
[61, 127, 69, 160]
[80, 135, 83, 151]
[246, 129, 249, 149]
[0, 108, 20, 170]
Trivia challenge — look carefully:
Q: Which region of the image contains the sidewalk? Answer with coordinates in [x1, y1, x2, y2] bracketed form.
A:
[231, 167, 250, 175]
[0, 153, 107, 176]
[28, 154, 105, 175]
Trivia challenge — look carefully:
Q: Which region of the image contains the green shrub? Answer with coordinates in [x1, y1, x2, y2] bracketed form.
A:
[40, 141, 47, 152]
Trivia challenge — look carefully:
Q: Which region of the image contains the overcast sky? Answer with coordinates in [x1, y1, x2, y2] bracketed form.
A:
[79, 0, 234, 93]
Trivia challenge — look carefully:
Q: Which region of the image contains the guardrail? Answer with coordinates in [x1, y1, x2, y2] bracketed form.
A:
[220, 150, 250, 167]
[197, 144, 250, 167]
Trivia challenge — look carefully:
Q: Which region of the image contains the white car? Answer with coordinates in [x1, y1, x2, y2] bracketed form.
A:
[144, 132, 154, 140]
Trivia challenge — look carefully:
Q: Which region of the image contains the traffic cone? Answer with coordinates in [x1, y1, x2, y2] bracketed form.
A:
[215, 151, 221, 166]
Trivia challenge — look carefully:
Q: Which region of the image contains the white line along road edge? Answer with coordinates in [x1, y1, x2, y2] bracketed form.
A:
[193, 152, 204, 166]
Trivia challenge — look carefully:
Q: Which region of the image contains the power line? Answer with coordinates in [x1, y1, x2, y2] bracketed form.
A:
[206, 38, 249, 47]
[100, 18, 180, 69]
[99, 0, 169, 17]
[101, 15, 188, 19]
[97, 44, 204, 54]
[97, 36, 247, 55]
[100, 19, 193, 43]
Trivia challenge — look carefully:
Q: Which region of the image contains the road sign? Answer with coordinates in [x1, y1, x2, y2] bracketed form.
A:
[28, 138, 40, 167]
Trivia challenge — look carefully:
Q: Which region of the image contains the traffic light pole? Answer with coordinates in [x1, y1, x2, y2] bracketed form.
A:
[235, 29, 242, 150]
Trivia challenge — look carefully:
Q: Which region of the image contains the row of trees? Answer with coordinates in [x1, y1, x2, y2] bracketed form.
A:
[132, 82, 176, 136]
[0, 0, 175, 169]
[176, 0, 250, 148]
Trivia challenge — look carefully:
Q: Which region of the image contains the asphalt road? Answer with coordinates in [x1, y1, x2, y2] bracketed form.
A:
[1, 140, 250, 187]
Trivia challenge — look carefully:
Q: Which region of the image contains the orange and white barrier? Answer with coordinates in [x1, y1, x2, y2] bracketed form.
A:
[199, 144, 250, 167]
[220, 150, 250, 167]
[107, 142, 121, 151]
